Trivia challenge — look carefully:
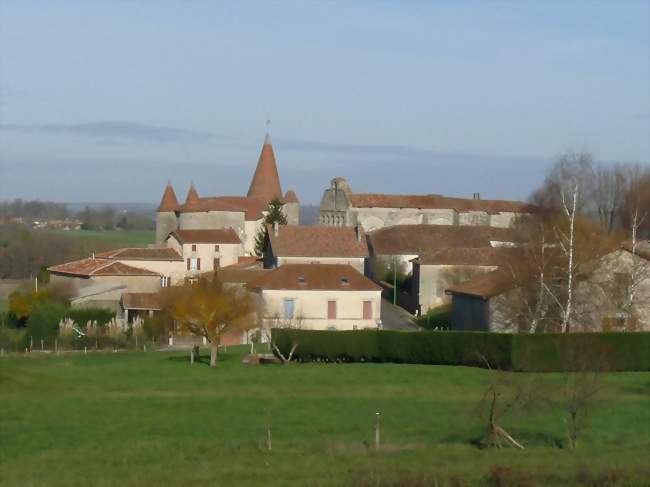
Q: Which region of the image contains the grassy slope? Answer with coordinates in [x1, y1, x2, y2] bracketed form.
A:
[39, 229, 155, 247]
[0, 348, 648, 486]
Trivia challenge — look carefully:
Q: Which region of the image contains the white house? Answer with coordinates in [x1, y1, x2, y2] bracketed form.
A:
[166, 228, 243, 273]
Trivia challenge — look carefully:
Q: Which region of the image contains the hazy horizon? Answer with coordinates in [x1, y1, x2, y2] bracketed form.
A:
[1, 1, 648, 205]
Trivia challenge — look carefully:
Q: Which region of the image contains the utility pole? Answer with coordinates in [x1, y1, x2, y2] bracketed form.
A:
[392, 256, 397, 306]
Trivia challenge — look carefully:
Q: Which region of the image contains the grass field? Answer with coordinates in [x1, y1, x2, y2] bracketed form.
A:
[39, 229, 155, 247]
[1, 347, 648, 486]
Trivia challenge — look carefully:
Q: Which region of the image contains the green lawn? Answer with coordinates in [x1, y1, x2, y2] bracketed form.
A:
[39, 229, 155, 247]
[1, 348, 648, 486]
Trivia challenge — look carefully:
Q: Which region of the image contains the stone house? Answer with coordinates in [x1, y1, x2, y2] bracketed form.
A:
[247, 263, 382, 331]
[319, 177, 536, 231]
[155, 133, 299, 254]
[411, 247, 522, 315]
[263, 223, 368, 273]
[165, 228, 243, 274]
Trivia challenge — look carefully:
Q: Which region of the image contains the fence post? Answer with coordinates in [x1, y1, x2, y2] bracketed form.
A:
[267, 423, 272, 451]
[30, 336, 33, 351]
[55, 339, 58, 355]
[375, 411, 381, 450]
[190, 348, 194, 365]
[84, 346, 87, 355]
[0, 348, 4, 357]
[41, 339, 44, 351]
[143, 343, 147, 353]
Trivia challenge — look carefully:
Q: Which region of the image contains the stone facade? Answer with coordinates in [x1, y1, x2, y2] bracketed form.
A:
[319, 177, 533, 231]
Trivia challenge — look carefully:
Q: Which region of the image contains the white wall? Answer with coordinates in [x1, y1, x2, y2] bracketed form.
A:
[260, 289, 381, 330]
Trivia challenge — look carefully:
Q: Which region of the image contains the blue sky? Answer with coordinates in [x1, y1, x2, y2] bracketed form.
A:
[0, 1, 648, 204]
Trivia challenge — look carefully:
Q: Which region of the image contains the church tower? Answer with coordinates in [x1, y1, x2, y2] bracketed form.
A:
[155, 182, 179, 245]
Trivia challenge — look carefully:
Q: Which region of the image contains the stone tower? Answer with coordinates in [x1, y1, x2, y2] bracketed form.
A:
[155, 182, 180, 246]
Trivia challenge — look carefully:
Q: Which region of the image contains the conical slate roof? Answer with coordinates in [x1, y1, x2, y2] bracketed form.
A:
[158, 182, 179, 212]
[247, 133, 282, 201]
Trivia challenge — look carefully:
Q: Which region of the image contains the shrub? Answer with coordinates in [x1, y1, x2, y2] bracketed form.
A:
[271, 329, 650, 372]
[415, 305, 452, 330]
[65, 307, 116, 327]
[0, 325, 26, 351]
[24, 302, 67, 347]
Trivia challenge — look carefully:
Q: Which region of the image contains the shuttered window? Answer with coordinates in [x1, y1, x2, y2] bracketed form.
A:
[283, 299, 295, 319]
[363, 301, 372, 320]
[186, 258, 190, 270]
[197, 258, 201, 270]
[327, 300, 337, 320]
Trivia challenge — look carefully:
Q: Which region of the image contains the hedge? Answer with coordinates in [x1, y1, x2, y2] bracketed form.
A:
[271, 329, 650, 372]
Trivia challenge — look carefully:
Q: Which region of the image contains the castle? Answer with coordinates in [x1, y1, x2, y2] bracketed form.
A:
[155, 133, 299, 254]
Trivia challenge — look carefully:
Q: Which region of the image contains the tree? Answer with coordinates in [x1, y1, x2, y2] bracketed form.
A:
[166, 280, 258, 367]
[24, 301, 67, 346]
[254, 198, 287, 256]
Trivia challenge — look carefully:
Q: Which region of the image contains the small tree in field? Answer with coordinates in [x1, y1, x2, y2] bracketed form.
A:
[254, 198, 287, 256]
[167, 281, 258, 367]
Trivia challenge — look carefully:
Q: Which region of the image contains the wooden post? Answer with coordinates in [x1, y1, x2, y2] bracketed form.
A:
[41, 339, 44, 351]
[84, 346, 87, 355]
[143, 344, 147, 353]
[250, 342, 254, 354]
[55, 339, 58, 354]
[190, 348, 194, 365]
[30, 336, 33, 351]
[375, 412, 380, 450]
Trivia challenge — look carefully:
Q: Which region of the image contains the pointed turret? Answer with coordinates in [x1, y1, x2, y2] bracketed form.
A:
[247, 133, 283, 201]
[158, 182, 179, 212]
[185, 182, 200, 205]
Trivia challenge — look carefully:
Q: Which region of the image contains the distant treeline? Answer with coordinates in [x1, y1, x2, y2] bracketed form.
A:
[0, 223, 144, 279]
[0, 199, 155, 231]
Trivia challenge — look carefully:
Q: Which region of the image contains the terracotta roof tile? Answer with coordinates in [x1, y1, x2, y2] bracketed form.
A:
[247, 263, 381, 291]
[168, 229, 241, 244]
[185, 184, 200, 205]
[122, 292, 162, 310]
[48, 258, 161, 277]
[95, 247, 183, 261]
[417, 247, 523, 266]
[269, 225, 368, 258]
[179, 195, 270, 220]
[445, 269, 515, 298]
[349, 193, 537, 214]
[368, 225, 517, 255]
[214, 268, 272, 284]
[158, 183, 179, 212]
[247, 133, 283, 201]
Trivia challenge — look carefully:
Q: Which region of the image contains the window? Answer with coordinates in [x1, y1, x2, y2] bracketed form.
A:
[341, 277, 349, 286]
[191, 244, 197, 252]
[327, 300, 337, 320]
[363, 301, 372, 320]
[283, 299, 295, 319]
[298, 276, 306, 285]
[160, 276, 170, 287]
[214, 245, 220, 252]
[188, 258, 198, 271]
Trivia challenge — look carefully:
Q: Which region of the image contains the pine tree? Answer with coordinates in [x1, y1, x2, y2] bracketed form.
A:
[254, 198, 288, 256]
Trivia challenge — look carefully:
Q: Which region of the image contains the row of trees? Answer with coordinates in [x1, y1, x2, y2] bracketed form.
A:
[0, 199, 69, 221]
[500, 153, 649, 333]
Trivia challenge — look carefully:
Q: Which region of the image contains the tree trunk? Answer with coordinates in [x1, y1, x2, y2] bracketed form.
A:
[210, 343, 218, 367]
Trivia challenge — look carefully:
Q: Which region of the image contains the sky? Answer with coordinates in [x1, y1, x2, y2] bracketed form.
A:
[0, 1, 648, 205]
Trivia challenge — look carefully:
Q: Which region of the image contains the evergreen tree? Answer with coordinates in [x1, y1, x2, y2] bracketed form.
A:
[254, 198, 287, 256]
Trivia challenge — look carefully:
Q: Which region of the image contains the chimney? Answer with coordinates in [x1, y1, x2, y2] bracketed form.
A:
[355, 224, 362, 243]
[273, 221, 279, 237]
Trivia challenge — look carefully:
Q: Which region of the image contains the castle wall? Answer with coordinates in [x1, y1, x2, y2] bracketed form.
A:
[178, 211, 245, 234]
[155, 211, 179, 246]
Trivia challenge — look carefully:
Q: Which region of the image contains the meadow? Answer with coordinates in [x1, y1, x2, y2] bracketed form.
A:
[1, 347, 648, 486]
[39, 229, 155, 247]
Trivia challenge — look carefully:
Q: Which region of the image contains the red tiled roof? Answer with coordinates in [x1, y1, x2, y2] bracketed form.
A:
[348, 193, 537, 214]
[95, 247, 183, 261]
[158, 183, 179, 212]
[214, 268, 271, 284]
[48, 258, 161, 277]
[445, 270, 515, 299]
[247, 133, 283, 201]
[179, 195, 270, 221]
[417, 247, 523, 266]
[247, 264, 381, 291]
[368, 225, 517, 255]
[269, 225, 368, 258]
[168, 229, 241, 244]
[185, 184, 200, 205]
[122, 292, 162, 310]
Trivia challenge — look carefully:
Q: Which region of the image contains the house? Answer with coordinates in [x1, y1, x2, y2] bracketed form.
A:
[572, 240, 650, 331]
[94, 247, 185, 285]
[155, 133, 300, 254]
[247, 263, 382, 331]
[263, 223, 368, 272]
[411, 247, 522, 315]
[48, 258, 163, 314]
[445, 270, 517, 332]
[319, 177, 537, 231]
[165, 228, 243, 273]
[367, 224, 517, 276]
[121, 292, 162, 324]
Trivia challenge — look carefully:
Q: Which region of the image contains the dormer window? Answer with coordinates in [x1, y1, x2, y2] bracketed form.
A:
[341, 277, 350, 286]
[298, 276, 306, 285]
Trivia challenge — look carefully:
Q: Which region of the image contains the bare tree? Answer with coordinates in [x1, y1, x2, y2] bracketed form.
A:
[593, 163, 626, 234]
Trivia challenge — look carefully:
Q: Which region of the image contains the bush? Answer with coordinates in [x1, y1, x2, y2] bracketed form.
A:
[65, 307, 116, 327]
[0, 325, 26, 351]
[271, 329, 650, 372]
[415, 305, 452, 330]
[24, 302, 66, 348]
